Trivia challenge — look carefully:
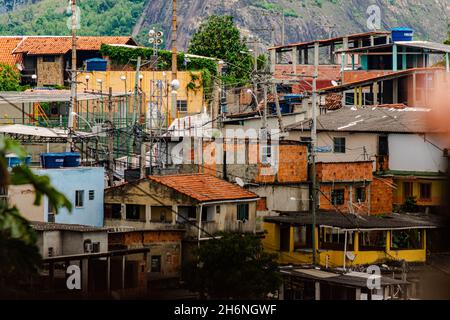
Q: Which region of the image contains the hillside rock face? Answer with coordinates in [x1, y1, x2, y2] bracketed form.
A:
[1, 0, 449, 50]
[141, 0, 450, 50]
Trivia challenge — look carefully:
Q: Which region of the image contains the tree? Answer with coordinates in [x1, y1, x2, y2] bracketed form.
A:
[188, 15, 253, 86]
[0, 63, 21, 91]
[0, 138, 72, 295]
[184, 232, 281, 299]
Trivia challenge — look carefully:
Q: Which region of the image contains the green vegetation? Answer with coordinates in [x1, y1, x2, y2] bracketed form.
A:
[188, 15, 253, 87]
[0, 0, 146, 36]
[0, 63, 21, 91]
[100, 44, 218, 100]
[0, 138, 71, 295]
[184, 232, 281, 299]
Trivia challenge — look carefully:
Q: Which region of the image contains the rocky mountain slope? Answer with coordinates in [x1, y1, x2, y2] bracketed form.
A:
[0, 0, 449, 50]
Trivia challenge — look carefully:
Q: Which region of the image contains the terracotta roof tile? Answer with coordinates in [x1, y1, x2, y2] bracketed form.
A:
[148, 174, 259, 203]
[12, 36, 135, 55]
[0, 37, 23, 66]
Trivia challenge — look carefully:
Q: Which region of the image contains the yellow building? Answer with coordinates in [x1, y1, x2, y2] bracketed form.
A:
[77, 70, 205, 118]
[263, 211, 437, 267]
[390, 171, 447, 208]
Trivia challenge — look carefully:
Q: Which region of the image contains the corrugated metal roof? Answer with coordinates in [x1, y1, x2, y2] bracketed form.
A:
[264, 211, 442, 230]
[286, 107, 441, 134]
[0, 124, 91, 138]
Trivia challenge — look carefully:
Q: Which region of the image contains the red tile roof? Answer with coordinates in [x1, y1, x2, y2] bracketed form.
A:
[12, 36, 136, 55]
[149, 174, 259, 203]
[0, 37, 23, 66]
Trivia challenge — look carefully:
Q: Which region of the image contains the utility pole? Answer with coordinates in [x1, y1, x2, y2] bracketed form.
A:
[132, 56, 142, 125]
[272, 82, 284, 133]
[262, 83, 268, 131]
[310, 44, 319, 266]
[107, 87, 114, 186]
[67, 0, 77, 152]
[170, 0, 178, 126]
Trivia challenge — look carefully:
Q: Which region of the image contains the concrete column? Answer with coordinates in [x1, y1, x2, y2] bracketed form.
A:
[412, 73, 417, 106]
[315, 281, 321, 300]
[106, 256, 111, 293]
[121, 204, 126, 221]
[145, 205, 151, 223]
[172, 205, 178, 225]
[393, 78, 399, 104]
[82, 259, 89, 293]
[370, 35, 375, 47]
[402, 47, 407, 70]
[270, 49, 276, 75]
[355, 288, 362, 300]
[393, 44, 398, 71]
[292, 48, 298, 74]
[121, 255, 126, 289]
[314, 42, 320, 68]
[343, 37, 349, 66]
[373, 82, 379, 105]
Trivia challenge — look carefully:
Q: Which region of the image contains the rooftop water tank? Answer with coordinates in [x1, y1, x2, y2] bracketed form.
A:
[85, 58, 108, 72]
[6, 154, 31, 168]
[40, 153, 65, 169]
[63, 152, 81, 168]
[391, 27, 414, 42]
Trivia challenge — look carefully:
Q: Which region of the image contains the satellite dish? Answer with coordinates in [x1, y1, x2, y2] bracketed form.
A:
[235, 177, 245, 187]
[346, 252, 356, 261]
[331, 80, 339, 87]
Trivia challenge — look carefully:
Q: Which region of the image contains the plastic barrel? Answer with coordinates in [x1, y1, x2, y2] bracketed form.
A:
[41, 153, 65, 169]
[63, 152, 81, 167]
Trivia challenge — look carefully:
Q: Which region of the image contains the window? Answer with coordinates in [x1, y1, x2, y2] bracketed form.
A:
[89, 190, 95, 200]
[331, 189, 345, 206]
[48, 214, 55, 223]
[333, 137, 346, 153]
[48, 200, 56, 214]
[261, 144, 272, 165]
[359, 231, 386, 251]
[151, 255, 162, 273]
[43, 56, 56, 62]
[126, 204, 145, 221]
[216, 206, 221, 214]
[48, 247, 54, 257]
[294, 225, 313, 250]
[391, 229, 423, 250]
[320, 227, 354, 250]
[355, 187, 366, 203]
[378, 136, 389, 156]
[104, 204, 122, 220]
[176, 100, 188, 112]
[419, 183, 432, 201]
[92, 242, 100, 253]
[280, 226, 291, 252]
[75, 190, 84, 208]
[403, 182, 413, 199]
[237, 203, 249, 221]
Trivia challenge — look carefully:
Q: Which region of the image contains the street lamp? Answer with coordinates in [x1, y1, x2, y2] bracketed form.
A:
[96, 78, 103, 93]
[85, 75, 90, 91]
[148, 29, 164, 59]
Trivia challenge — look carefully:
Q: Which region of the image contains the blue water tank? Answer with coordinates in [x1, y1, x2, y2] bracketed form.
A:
[85, 58, 108, 71]
[391, 27, 414, 42]
[6, 154, 31, 168]
[41, 153, 65, 169]
[63, 152, 81, 167]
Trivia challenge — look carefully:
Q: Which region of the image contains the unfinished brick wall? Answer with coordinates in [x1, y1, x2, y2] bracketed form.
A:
[256, 144, 308, 184]
[316, 161, 373, 182]
[370, 176, 394, 215]
[275, 65, 341, 82]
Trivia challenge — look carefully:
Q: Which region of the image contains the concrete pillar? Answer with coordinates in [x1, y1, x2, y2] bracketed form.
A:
[121, 204, 126, 221]
[393, 44, 398, 71]
[393, 78, 399, 104]
[106, 256, 111, 293]
[82, 259, 89, 293]
[370, 35, 375, 47]
[145, 205, 151, 223]
[355, 288, 362, 300]
[314, 42, 319, 68]
[402, 47, 407, 70]
[270, 49, 276, 75]
[172, 205, 178, 225]
[292, 48, 298, 74]
[373, 82, 379, 105]
[315, 281, 321, 300]
[343, 37, 349, 66]
[412, 73, 417, 106]
[121, 255, 126, 290]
